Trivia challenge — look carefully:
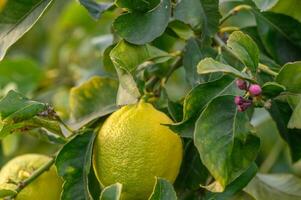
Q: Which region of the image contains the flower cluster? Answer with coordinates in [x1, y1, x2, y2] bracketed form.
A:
[234, 79, 262, 112]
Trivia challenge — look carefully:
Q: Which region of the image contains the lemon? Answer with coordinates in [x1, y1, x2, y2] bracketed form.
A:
[93, 101, 183, 200]
[0, 154, 62, 200]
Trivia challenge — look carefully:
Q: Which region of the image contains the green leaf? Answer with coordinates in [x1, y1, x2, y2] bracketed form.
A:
[0, 90, 46, 123]
[227, 31, 259, 75]
[110, 40, 169, 72]
[79, 0, 112, 20]
[254, 11, 301, 64]
[183, 38, 218, 87]
[194, 95, 260, 188]
[0, 58, 43, 94]
[167, 20, 194, 40]
[109, 40, 170, 105]
[288, 99, 301, 129]
[269, 0, 301, 22]
[113, 0, 171, 45]
[197, 58, 253, 82]
[0, 91, 66, 141]
[0, 0, 53, 60]
[206, 163, 257, 198]
[180, 76, 234, 124]
[56, 129, 96, 200]
[261, 82, 286, 98]
[268, 99, 301, 162]
[99, 183, 122, 200]
[69, 76, 118, 130]
[276, 61, 301, 93]
[175, 139, 209, 190]
[174, 0, 221, 37]
[245, 174, 301, 200]
[115, 0, 160, 12]
[149, 177, 177, 200]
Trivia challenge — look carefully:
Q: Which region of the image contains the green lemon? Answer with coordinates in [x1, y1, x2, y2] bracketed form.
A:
[0, 154, 62, 200]
[93, 101, 183, 200]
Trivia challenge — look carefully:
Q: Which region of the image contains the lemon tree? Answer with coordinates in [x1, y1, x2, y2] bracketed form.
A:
[1, 0, 301, 200]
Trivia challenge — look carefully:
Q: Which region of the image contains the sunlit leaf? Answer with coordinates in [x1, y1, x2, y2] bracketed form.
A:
[227, 31, 259, 75]
[149, 178, 177, 200]
[99, 183, 122, 200]
[0, 0, 53, 60]
[276, 61, 301, 93]
[69, 76, 118, 130]
[197, 58, 253, 82]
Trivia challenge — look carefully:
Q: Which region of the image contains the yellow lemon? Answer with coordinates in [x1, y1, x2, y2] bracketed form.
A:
[0, 154, 62, 200]
[93, 101, 183, 200]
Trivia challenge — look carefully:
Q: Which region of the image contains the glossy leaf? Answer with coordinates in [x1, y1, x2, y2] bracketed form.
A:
[245, 174, 301, 200]
[194, 95, 260, 188]
[197, 58, 253, 82]
[79, 0, 112, 20]
[227, 31, 259, 74]
[115, 0, 160, 12]
[113, 0, 170, 45]
[149, 178, 177, 200]
[174, 0, 221, 37]
[254, 11, 301, 64]
[69, 76, 118, 130]
[0, 0, 53, 60]
[56, 129, 96, 200]
[99, 183, 122, 200]
[276, 61, 301, 93]
[261, 82, 286, 98]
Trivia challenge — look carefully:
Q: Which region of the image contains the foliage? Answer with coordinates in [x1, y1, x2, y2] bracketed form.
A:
[1, 0, 301, 199]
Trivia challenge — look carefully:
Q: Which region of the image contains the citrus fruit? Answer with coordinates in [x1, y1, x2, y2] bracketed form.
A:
[93, 101, 183, 200]
[0, 154, 62, 200]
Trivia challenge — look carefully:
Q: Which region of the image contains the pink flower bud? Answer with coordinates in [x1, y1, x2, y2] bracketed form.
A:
[234, 96, 244, 105]
[237, 99, 252, 112]
[235, 79, 247, 90]
[249, 84, 262, 96]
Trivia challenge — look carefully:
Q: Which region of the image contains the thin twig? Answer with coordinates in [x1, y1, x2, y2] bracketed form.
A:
[220, 5, 252, 25]
[6, 157, 55, 200]
[214, 35, 279, 77]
